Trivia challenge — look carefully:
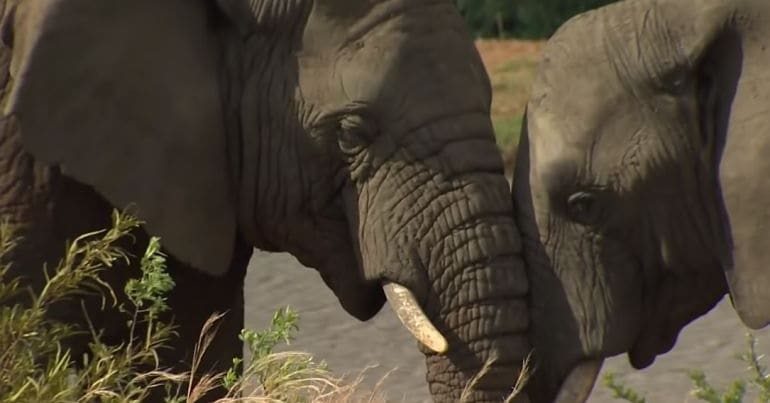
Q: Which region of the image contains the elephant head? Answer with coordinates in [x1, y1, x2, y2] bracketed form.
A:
[512, 0, 770, 400]
[0, 0, 543, 400]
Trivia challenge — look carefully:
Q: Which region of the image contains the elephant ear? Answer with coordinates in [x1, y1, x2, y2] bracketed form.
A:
[5, 0, 237, 276]
[671, 0, 770, 328]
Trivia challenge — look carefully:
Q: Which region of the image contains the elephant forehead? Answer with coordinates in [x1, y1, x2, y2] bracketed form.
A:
[532, 35, 628, 139]
[527, 89, 646, 189]
[537, 0, 685, 96]
[527, 107, 589, 181]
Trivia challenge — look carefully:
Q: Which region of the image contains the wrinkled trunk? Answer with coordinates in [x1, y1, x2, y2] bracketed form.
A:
[350, 116, 532, 402]
[420, 182, 531, 402]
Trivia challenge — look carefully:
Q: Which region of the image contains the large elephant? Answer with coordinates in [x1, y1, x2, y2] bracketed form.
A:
[512, 0, 770, 401]
[0, 0, 535, 401]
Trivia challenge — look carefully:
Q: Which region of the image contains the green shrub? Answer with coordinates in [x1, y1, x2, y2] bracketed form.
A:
[0, 211, 177, 402]
[455, 0, 618, 39]
[511, 0, 618, 39]
[0, 210, 385, 402]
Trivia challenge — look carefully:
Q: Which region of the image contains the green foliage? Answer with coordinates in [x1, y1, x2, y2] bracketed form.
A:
[124, 236, 174, 321]
[493, 115, 523, 149]
[455, 0, 618, 39]
[455, 0, 517, 38]
[604, 373, 646, 403]
[0, 211, 383, 402]
[0, 210, 179, 403]
[688, 370, 746, 403]
[605, 333, 770, 403]
[739, 332, 770, 402]
[242, 306, 301, 360]
[223, 306, 341, 402]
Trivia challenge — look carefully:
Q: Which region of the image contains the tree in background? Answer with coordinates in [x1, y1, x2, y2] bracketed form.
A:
[455, 0, 517, 38]
[455, 0, 617, 39]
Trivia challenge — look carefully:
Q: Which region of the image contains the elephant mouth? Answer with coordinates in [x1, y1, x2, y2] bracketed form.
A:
[628, 315, 681, 369]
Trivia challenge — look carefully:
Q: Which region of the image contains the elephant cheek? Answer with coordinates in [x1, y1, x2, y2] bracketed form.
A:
[524, 229, 645, 402]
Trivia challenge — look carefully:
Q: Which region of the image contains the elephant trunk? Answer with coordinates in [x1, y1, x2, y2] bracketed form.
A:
[422, 232, 531, 402]
[352, 118, 530, 401]
[340, 113, 534, 401]
[415, 181, 531, 402]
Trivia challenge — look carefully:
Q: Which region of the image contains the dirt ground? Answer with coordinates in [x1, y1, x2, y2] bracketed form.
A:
[243, 40, 770, 402]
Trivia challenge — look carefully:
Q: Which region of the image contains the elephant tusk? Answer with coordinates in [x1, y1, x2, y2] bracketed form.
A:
[382, 282, 449, 354]
[553, 359, 604, 403]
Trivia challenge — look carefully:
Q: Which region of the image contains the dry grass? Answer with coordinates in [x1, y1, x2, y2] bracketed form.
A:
[0, 211, 390, 403]
[181, 313, 390, 403]
[459, 353, 532, 403]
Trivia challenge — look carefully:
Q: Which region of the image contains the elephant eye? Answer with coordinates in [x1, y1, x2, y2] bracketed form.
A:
[659, 65, 691, 95]
[337, 114, 377, 156]
[566, 191, 602, 225]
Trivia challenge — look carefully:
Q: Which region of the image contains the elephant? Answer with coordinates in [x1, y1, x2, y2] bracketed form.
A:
[511, 0, 770, 401]
[0, 0, 543, 401]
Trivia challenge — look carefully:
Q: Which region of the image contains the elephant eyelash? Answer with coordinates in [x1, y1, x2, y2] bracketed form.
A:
[336, 114, 379, 156]
[560, 182, 616, 225]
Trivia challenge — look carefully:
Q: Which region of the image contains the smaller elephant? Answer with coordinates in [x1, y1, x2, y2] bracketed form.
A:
[511, 0, 770, 401]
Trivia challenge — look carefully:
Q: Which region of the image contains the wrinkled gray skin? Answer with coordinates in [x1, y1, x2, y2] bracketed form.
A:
[513, 0, 770, 401]
[0, 0, 532, 401]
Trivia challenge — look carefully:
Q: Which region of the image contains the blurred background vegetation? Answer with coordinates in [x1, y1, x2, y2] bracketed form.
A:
[455, 0, 616, 39]
[457, 0, 619, 174]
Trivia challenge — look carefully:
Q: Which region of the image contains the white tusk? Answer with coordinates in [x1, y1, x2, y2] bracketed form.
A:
[382, 282, 449, 354]
[553, 359, 604, 403]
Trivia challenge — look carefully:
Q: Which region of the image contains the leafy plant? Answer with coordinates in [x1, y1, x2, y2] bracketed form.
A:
[0, 210, 181, 402]
[688, 370, 746, 403]
[0, 210, 388, 402]
[604, 372, 646, 403]
[739, 332, 770, 402]
[220, 306, 342, 402]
